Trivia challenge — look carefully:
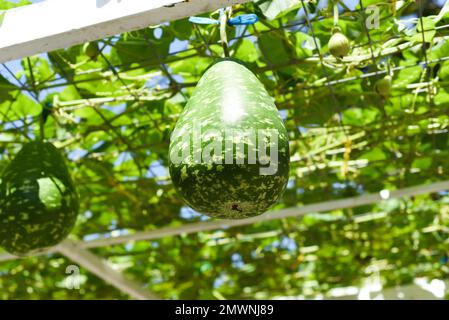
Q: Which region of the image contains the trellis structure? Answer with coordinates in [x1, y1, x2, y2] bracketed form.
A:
[1, 0, 449, 300]
[1, 180, 449, 299]
[0, 0, 251, 63]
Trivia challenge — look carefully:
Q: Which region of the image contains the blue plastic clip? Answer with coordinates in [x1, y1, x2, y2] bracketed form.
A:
[189, 13, 259, 26]
[228, 14, 259, 26]
[188, 16, 220, 25]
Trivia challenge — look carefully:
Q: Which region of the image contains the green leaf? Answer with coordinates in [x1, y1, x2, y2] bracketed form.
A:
[73, 107, 115, 125]
[439, 61, 449, 80]
[21, 56, 55, 87]
[342, 107, 379, 126]
[114, 28, 174, 67]
[0, 0, 30, 10]
[258, 30, 292, 65]
[171, 55, 212, 81]
[257, 0, 301, 20]
[235, 39, 259, 62]
[0, 74, 17, 101]
[359, 148, 387, 161]
[434, 89, 449, 106]
[411, 157, 432, 170]
[170, 19, 192, 41]
[13, 94, 42, 119]
[409, 17, 435, 43]
[147, 129, 163, 145]
[394, 66, 422, 87]
[0, 94, 42, 121]
[295, 32, 316, 57]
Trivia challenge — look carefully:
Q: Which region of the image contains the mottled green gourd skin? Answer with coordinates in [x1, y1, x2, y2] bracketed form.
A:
[0, 142, 79, 255]
[169, 60, 290, 219]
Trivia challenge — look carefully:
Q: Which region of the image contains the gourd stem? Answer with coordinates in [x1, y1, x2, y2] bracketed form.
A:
[333, 1, 339, 27]
[220, 9, 230, 58]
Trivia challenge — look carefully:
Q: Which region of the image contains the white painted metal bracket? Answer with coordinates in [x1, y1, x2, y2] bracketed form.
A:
[0, 0, 251, 63]
[56, 240, 160, 300]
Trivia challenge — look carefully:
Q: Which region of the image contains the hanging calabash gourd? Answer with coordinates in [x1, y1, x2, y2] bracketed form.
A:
[328, 4, 350, 59]
[0, 141, 79, 255]
[83, 41, 100, 61]
[374, 75, 392, 97]
[328, 29, 350, 58]
[168, 58, 290, 219]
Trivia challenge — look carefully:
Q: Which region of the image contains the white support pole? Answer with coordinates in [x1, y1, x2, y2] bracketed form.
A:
[0, 252, 16, 263]
[1, 180, 448, 264]
[0, 0, 252, 63]
[56, 240, 160, 300]
[78, 179, 449, 248]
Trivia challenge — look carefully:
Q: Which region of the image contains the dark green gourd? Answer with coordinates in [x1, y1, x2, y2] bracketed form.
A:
[0, 142, 79, 255]
[169, 59, 289, 219]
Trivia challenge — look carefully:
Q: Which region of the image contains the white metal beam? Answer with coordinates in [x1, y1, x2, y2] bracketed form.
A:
[0, 0, 252, 63]
[77, 179, 449, 248]
[0, 252, 16, 263]
[56, 240, 160, 300]
[282, 278, 449, 300]
[1, 180, 448, 263]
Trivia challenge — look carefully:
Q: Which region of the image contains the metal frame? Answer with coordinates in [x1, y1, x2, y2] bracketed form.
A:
[56, 240, 160, 300]
[0, 0, 252, 63]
